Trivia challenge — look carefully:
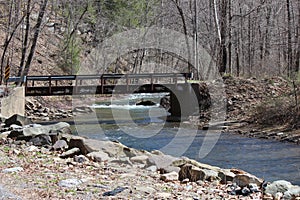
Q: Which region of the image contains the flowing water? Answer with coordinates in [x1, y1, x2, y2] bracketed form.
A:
[72, 93, 300, 185]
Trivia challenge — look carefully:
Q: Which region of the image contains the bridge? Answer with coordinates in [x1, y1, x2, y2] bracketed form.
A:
[23, 73, 192, 96]
[5, 73, 198, 120]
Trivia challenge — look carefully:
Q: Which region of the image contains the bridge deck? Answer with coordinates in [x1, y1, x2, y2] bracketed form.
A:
[23, 73, 191, 96]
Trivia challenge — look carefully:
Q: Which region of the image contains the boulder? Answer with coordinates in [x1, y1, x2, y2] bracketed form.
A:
[4, 114, 32, 127]
[265, 180, 292, 195]
[265, 180, 300, 199]
[66, 135, 129, 158]
[60, 147, 80, 158]
[52, 140, 68, 151]
[29, 134, 52, 146]
[130, 155, 149, 164]
[179, 164, 205, 182]
[283, 185, 300, 199]
[233, 173, 263, 187]
[84, 139, 126, 157]
[160, 96, 170, 110]
[172, 157, 220, 171]
[218, 169, 236, 184]
[7, 122, 71, 142]
[87, 151, 110, 162]
[200, 169, 220, 182]
[160, 171, 179, 182]
[64, 135, 88, 155]
[178, 164, 220, 182]
[147, 154, 178, 172]
[23, 122, 71, 137]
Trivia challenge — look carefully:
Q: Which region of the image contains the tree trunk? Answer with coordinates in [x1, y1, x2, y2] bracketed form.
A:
[228, 0, 232, 74]
[294, 1, 300, 73]
[0, 5, 25, 84]
[286, 0, 293, 77]
[18, 0, 31, 77]
[19, 0, 48, 85]
[173, 0, 192, 73]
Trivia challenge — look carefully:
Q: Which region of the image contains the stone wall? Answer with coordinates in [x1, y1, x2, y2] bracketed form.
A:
[1, 87, 25, 118]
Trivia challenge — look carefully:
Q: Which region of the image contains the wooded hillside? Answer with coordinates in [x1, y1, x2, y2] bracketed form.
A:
[0, 0, 299, 83]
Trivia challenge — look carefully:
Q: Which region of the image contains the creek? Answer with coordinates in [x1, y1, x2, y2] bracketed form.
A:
[72, 93, 300, 185]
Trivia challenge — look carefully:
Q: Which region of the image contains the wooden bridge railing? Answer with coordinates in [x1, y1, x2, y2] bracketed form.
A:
[21, 73, 192, 96]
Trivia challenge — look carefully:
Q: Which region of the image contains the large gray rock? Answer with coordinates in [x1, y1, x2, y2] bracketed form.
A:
[23, 122, 71, 137]
[283, 185, 300, 199]
[63, 135, 88, 154]
[265, 180, 300, 199]
[201, 169, 220, 182]
[178, 164, 220, 182]
[172, 157, 220, 171]
[160, 171, 179, 182]
[179, 164, 205, 182]
[4, 114, 32, 127]
[29, 134, 52, 146]
[233, 173, 263, 187]
[60, 148, 80, 158]
[265, 180, 293, 195]
[52, 140, 68, 151]
[218, 169, 236, 184]
[87, 151, 110, 162]
[123, 147, 147, 158]
[130, 155, 149, 164]
[7, 122, 71, 142]
[148, 154, 178, 172]
[66, 135, 136, 158]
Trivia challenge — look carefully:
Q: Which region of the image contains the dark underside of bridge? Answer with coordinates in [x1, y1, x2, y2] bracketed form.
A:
[25, 83, 180, 96]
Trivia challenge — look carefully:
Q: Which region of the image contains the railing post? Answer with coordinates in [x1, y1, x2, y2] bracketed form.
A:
[126, 74, 129, 92]
[150, 74, 154, 91]
[25, 77, 28, 95]
[101, 74, 104, 94]
[49, 76, 52, 95]
[75, 78, 78, 94]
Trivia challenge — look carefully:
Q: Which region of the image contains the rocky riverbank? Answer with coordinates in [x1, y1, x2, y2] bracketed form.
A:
[224, 75, 300, 145]
[188, 75, 300, 145]
[0, 117, 300, 199]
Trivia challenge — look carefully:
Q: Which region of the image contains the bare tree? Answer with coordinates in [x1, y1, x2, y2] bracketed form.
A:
[19, 0, 48, 85]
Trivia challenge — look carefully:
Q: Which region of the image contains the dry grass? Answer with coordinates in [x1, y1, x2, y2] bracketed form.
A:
[253, 95, 300, 130]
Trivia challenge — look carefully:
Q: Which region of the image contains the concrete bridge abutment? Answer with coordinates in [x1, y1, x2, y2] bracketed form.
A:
[1, 87, 25, 118]
[169, 83, 199, 121]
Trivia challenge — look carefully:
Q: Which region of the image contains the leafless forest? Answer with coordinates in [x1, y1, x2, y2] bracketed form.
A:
[0, 0, 299, 83]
